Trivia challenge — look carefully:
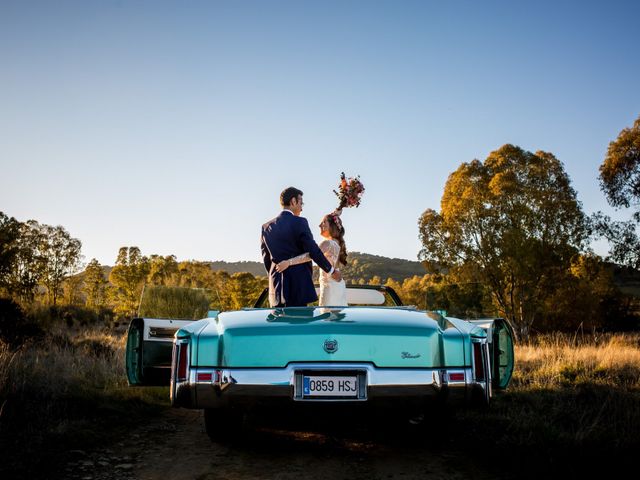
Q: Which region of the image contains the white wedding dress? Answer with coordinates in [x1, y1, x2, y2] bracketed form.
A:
[285, 239, 348, 306]
[317, 239, 348, 307]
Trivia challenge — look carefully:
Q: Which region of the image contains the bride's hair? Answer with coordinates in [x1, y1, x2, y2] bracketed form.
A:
[325, 212, 348, 266]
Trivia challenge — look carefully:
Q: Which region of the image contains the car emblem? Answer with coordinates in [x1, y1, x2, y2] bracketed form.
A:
[324, 339, 338, 353]
[401, 352, 421, 359]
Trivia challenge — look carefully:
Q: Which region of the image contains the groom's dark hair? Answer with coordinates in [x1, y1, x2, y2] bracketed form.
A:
[280, 187, 303, 207]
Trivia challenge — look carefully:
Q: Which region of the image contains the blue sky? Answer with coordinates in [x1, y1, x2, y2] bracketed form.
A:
[2, 0, 639, 266]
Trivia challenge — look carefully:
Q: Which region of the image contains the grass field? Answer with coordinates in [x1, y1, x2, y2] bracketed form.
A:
[1, 327, 639, 478]
[510, 332, 640, 448]
[0, 324, 168, 478]
[456, 332, 640, 478]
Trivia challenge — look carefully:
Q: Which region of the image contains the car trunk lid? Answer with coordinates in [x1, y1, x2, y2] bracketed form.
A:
[198, 307, 451, 368]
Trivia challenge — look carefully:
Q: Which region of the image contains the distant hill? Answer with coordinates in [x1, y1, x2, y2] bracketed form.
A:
[96, 256, 640, 296]
[341, 252, 426, 282]
[207, 261, 266, 276]
[206, 252, 426, 283]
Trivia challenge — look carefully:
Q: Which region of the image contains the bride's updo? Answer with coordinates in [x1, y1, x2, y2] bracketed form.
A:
[325, 211, 348, 266]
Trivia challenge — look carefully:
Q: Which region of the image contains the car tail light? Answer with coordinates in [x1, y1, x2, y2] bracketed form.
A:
[473, 341, 485, 382]
[449, 372, 465, 382]
[176, 341, 189, 381]
[197, 372, 212, 382]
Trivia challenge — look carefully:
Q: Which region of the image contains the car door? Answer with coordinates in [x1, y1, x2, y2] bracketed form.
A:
[490, 318, 514, 389]
[126, 317, 195, 386]
[468, 318, 515, 389]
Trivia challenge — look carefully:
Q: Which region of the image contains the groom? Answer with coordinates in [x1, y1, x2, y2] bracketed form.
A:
[261, 187, 341, 307]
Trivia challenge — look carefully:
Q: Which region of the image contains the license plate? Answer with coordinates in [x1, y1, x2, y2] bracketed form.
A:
[302, 375, 358, 397]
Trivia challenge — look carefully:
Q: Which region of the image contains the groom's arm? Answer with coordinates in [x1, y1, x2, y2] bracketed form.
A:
[260, 230, 272, 273]
[297, 218, 333, 274]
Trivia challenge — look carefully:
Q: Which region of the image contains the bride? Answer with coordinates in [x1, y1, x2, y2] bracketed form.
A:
[275, 210, 348, 306]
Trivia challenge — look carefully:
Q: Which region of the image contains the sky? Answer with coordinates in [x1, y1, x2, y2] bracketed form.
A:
[2, 0, 640, 266]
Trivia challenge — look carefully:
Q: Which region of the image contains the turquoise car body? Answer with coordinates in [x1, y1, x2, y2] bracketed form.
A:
[126, 286, 514, 439]
[188, 307, 465, 368]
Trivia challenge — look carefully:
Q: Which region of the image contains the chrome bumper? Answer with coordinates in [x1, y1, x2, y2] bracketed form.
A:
[172, 363, 479, 409]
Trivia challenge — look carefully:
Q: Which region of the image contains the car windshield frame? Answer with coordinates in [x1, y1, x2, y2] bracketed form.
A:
[252, 284, 403, 309]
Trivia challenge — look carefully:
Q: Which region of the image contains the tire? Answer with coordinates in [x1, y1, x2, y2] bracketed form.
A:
[471, 383, 491, 409]
[204, 407, 245, 443]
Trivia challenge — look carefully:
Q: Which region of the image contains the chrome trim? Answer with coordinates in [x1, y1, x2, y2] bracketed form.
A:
[149, 327, 179, 339]
[171, 363, 480, 409]
[470, 338, 492, 404]
[170, 338, 190, 406]
[143, 318, 193, 342]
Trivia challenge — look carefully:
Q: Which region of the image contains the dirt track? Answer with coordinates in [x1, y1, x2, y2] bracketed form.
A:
[61, 408, 500, 480]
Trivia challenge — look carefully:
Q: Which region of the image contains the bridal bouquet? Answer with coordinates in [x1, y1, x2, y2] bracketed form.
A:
[334, 172, 365, 209]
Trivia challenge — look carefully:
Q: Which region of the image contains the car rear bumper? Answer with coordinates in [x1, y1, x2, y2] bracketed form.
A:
[171, 363, 484, 409]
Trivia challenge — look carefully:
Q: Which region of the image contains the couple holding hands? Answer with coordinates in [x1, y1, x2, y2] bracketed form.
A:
[260, 176, 364, 308]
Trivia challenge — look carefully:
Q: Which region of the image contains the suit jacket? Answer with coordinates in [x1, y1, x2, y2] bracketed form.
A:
[261, 211, 333, 306]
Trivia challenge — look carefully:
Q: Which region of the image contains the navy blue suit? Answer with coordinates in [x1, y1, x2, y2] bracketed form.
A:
[261, 211, 333, 307]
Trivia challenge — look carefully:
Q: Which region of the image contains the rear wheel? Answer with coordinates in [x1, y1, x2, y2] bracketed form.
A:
[470, 383, 491, 408]
[204, 407, 245, 443]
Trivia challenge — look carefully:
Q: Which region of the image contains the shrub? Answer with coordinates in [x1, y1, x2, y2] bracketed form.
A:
[0, 298, 42, 346]
[0, 326, 167, 478]
[29, 305, 113, 328]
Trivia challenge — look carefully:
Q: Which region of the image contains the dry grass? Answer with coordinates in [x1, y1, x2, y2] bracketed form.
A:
[2, 327, 639, 478]
[0, 325, 167, 478]
[455, 333, 640, 478]
[515, 333, 640, 389]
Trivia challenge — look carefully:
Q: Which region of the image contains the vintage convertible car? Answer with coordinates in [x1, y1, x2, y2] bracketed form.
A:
[126, 285, 514, 440]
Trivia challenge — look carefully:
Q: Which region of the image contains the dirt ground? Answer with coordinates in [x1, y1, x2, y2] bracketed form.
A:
[59, 408, 503, 480]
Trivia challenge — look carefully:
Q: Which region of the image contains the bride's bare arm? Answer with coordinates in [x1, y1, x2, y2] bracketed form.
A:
[275, 253, 311, 273]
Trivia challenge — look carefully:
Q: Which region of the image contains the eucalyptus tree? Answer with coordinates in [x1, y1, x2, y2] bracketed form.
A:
[109, 247, 150, 318]
[0, 212, 21, 294]
[83, 258, 108, 309]
[596, 115, 640, 268]
[37, 224, 82, 306]
[1, 216, 83, 306]
[1, 216, 83, 305]
[2, 220, 45, 304]
[147, 254, 179, 286]
[419, 144, 588, 335]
